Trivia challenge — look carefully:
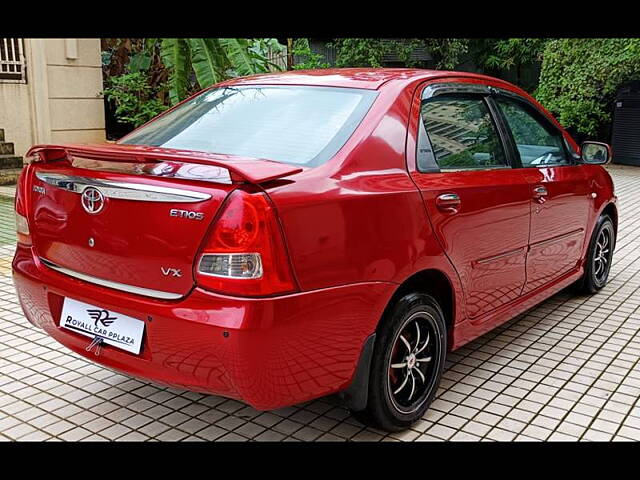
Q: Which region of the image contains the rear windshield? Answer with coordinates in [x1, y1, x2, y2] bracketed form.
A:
[120, 85, 378, 167]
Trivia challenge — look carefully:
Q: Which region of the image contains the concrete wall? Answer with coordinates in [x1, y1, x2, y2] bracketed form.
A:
[0, 38, 106, 157]
[0, 82, 32, 156]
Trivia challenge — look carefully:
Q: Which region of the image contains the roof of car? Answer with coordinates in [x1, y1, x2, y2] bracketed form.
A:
[220, 68, 504, 91]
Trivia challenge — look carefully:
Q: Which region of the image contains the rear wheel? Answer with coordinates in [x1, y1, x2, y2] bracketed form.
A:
[354, 293, 447, 432]
[574, 214, 615, 294]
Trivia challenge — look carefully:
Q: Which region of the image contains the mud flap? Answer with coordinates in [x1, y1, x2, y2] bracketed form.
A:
[338, 332, 376, 412]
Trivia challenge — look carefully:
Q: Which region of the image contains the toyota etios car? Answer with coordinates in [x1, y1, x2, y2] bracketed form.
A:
[13, 69, 616, 431]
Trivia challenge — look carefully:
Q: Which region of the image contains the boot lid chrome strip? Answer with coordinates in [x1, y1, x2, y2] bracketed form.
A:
[39, 257, 184, 300]
[35, 172, 211, 203]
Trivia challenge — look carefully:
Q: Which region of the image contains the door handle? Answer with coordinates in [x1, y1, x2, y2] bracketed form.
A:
[533, 185, 548, 203]
[436, 193, 461, 213]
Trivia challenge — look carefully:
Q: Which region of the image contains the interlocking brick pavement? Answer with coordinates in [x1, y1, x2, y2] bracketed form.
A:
[1, 165, 640, 441]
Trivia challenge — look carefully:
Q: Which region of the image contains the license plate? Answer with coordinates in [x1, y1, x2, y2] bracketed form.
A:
[60, 298, 145, 355]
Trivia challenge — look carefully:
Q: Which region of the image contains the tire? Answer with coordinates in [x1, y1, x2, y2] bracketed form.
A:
[353, 293, 447, 432]
[574, 214, 615, 294]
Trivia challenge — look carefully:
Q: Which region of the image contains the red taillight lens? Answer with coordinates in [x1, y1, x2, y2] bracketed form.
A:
[196, 189, 297, 296]
[14, 168, 31, 245]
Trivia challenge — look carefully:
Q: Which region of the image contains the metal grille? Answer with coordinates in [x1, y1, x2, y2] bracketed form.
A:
[612, 105, 640, 166]
[0, 38, 26, 83]
[612, 81, 640, 166]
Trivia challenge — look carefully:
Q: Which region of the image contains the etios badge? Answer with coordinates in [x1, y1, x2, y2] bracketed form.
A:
[81, 187, 105, 214]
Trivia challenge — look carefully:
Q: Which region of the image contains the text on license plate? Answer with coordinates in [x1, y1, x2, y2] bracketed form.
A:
[60, 297, 145, 355]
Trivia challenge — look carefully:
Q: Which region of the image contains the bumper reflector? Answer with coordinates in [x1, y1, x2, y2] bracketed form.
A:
[15, 211, 31, 245]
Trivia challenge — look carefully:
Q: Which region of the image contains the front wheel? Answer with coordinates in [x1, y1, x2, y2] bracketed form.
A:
[574, 214, 615, 294]
[354, 293, 447, 432]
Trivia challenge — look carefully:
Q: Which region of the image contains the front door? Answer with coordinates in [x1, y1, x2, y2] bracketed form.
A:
[411, 90, 532, 320]
[493, 95, 591, 293]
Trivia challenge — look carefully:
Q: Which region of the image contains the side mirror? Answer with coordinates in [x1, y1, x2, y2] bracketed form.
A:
[580, 141, 611, 165]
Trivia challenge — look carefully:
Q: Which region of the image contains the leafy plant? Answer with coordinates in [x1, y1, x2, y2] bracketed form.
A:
[291, 39, 330, 70]
[332, 38, 469, 69]
[103, 72, 168, 127]
[483, 38, 548, 71]
[128, 50, 152, 73]
[475, 38, 549, 92]
[536, 38, 640, 137]
[157, 38, 191, 105]
[151, 38, 283, 104]
[333, 38, 388, 67]
[423, 39, 470, 69]
[101, 37, 284, 137]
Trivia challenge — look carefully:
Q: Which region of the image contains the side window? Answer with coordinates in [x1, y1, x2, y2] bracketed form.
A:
[420, 95, 507, 171]
[495, 97, 570, 167]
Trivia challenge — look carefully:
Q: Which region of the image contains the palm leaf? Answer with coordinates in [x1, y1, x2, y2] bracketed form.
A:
[145, 38, 158, 51]
[160, 38, 190, 104]
[186, 38, 226, 89]
[220, 38, 269, 76]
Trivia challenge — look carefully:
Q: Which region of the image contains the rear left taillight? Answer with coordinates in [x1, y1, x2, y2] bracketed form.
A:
[14, 167, 31, 245]
[196, 189, 298, 297]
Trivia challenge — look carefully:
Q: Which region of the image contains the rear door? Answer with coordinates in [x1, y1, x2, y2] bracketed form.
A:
[410, 83, 532, 321]
[492, 95, 590, 293]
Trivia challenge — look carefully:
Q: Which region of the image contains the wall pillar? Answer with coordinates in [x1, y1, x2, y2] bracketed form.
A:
[24, 38, 51, 145]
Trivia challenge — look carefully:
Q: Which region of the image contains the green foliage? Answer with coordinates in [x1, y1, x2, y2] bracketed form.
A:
[129, 50, 152, 72]
[101, 50, 112, 67]
[154, 38, 283, 104]
[100, 37, 640, 141]
[483, 38, 547, 71]
[251, 38, 285, 67]
[333, 38, 388, 67]
[332, 38, 469, 69]
[187, 38, 227, 89]
[536, 38, 640, 137]
[472, 38, 549, 92]
[424, 39, 469, 70]
[291, 39, 330, 70]
[220, 38, 278, 76]
[160, 38, 191, 105]
[100, 38, 283, 137]
[103, 72, 168, 127]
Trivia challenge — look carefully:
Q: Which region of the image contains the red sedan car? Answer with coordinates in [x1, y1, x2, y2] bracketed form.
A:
[13, 69, 617, 431]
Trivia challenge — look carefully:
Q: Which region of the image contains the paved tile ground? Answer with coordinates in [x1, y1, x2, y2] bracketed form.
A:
[1, 165, 640, 442]
[0, 186, 16, 200]
[0, 197, 15, 246]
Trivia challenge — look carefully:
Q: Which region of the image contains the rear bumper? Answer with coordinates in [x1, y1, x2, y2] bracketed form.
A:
[12, 243, 394, 410]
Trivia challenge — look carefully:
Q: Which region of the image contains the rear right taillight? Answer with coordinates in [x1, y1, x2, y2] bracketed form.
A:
[196, 189, 298, 297]
[14, 167, 31, 245]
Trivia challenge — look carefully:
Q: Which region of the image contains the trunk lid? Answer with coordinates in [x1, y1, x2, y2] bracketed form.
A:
[26, 144, 301, 299]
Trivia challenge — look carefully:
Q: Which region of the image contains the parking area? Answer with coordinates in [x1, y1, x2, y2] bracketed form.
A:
[1, 165, 639, 442]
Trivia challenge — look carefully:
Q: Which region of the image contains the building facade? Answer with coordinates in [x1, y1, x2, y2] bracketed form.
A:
[0, 38, 106, 162]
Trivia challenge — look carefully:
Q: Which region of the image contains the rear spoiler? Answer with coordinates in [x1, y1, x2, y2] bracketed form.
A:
[26, 143, 304, 185]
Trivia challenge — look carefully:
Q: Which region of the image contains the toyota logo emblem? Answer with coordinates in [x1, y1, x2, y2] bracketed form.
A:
[81, 187, 105, 214]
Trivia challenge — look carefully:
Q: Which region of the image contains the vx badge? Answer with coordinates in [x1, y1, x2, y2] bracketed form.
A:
[161, 267, 182, 277]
